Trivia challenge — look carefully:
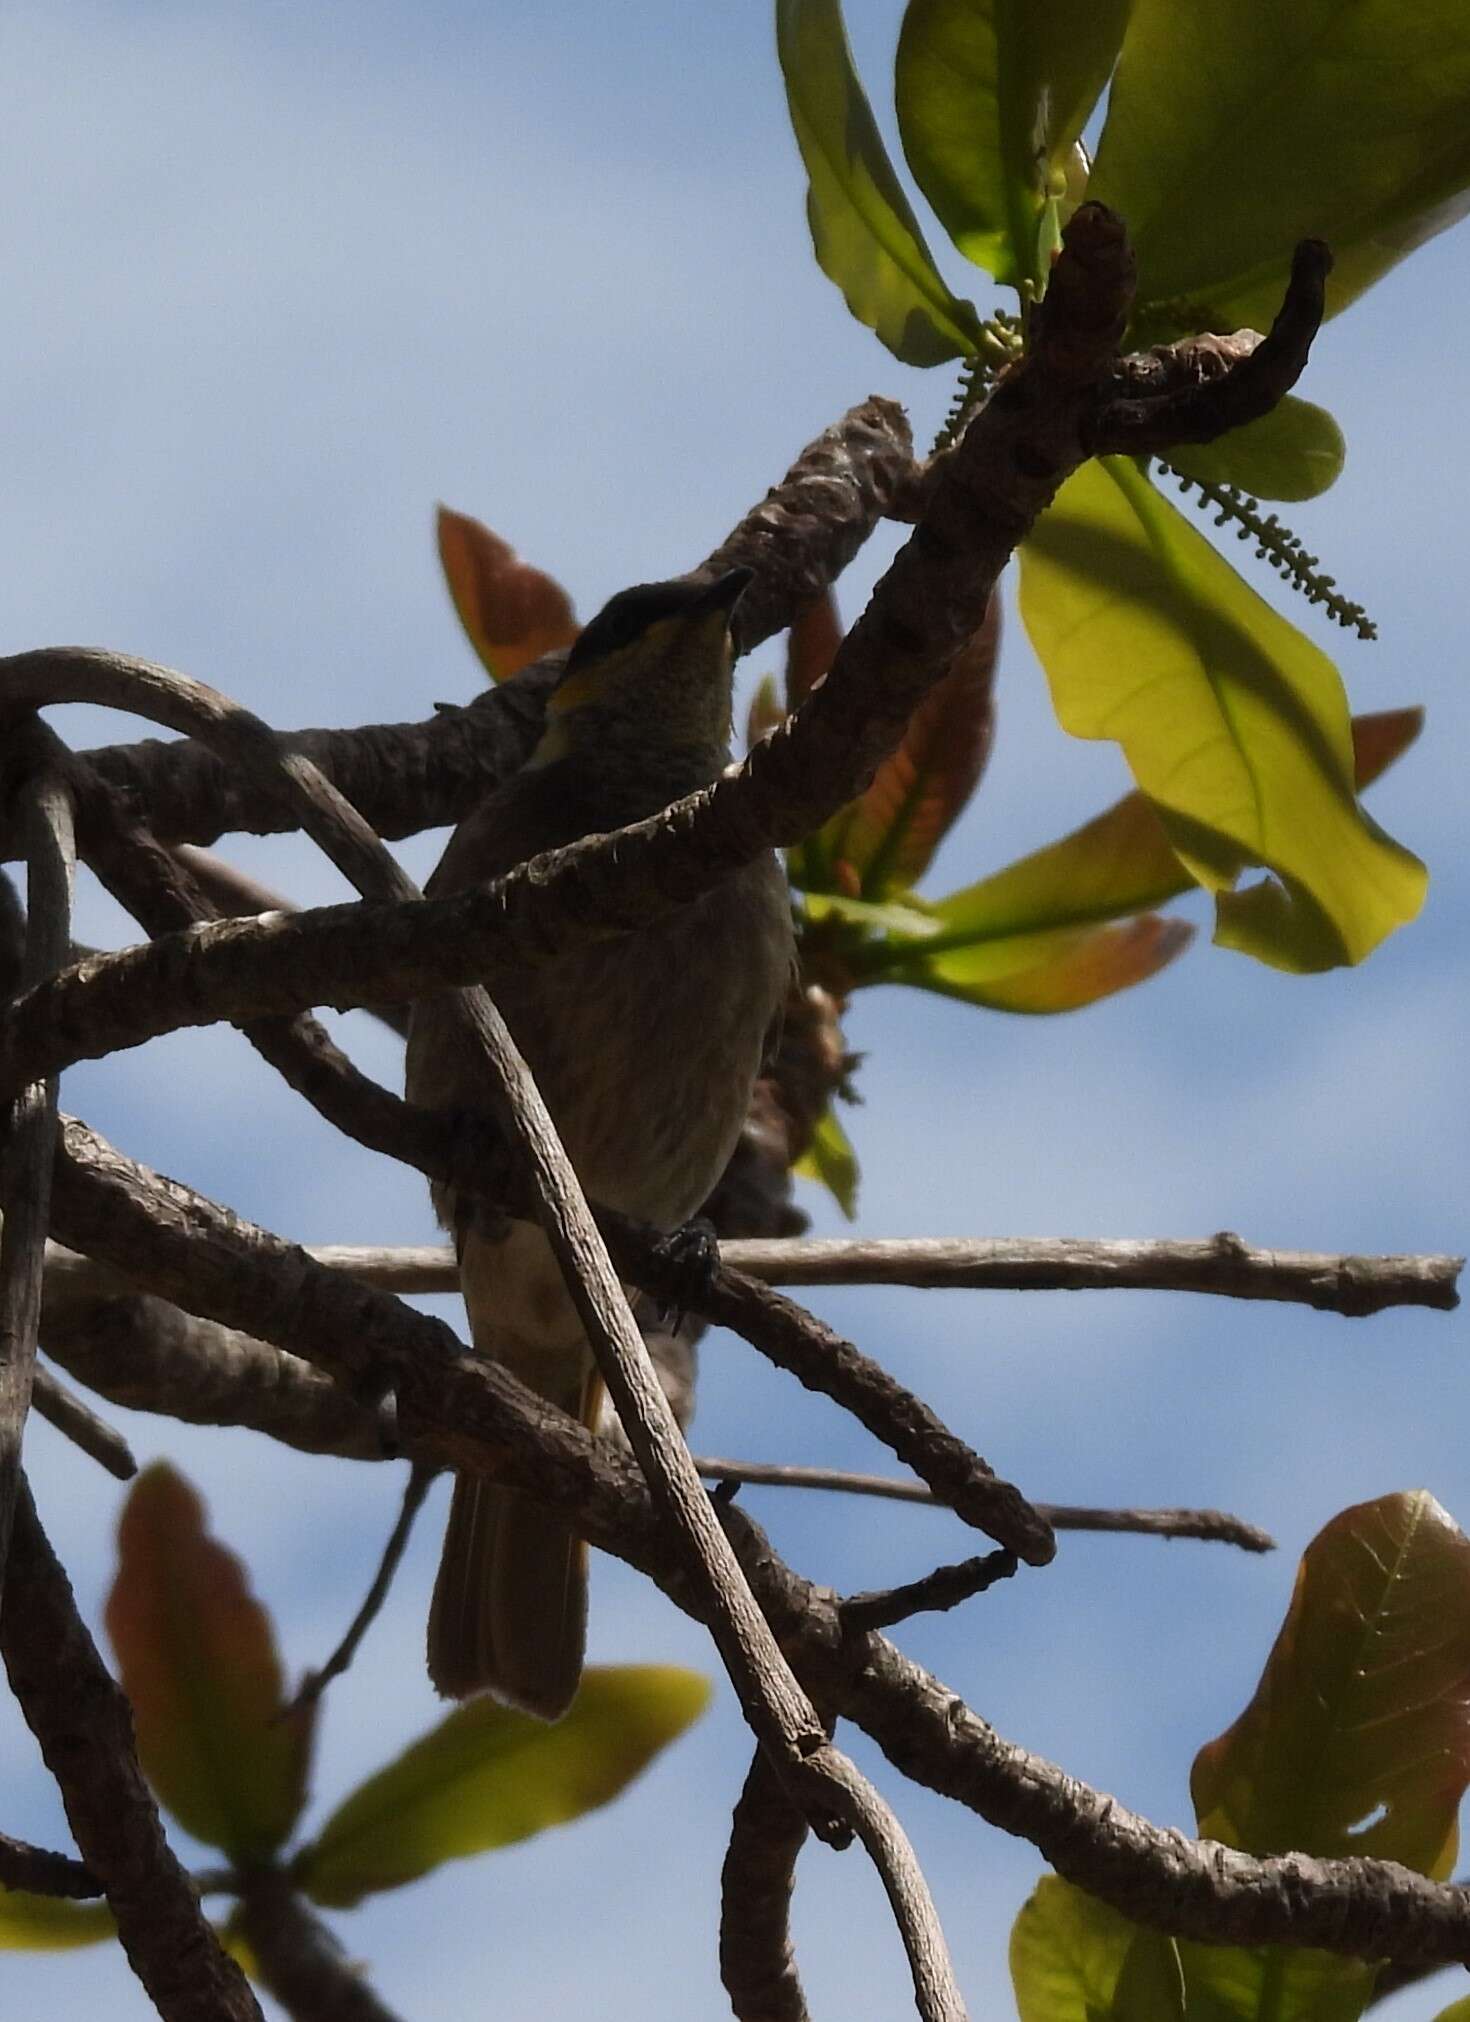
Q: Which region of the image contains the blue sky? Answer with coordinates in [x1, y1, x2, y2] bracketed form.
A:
[2, 3, 1467, 2017]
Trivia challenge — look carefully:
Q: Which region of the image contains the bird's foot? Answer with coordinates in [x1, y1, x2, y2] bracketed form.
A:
[653, 1215, 720, 1329]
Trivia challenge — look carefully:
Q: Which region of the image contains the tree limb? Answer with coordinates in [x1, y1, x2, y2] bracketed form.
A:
[0, 740, 74, 1594]
[129, 1231, 1460, 1317]
[234, 1870, 404, 2022]
[0, 1829, 100, 1899]
[721, 1748, 812, 2022]
[695, 1461, 1274, 1551]
[42, 1116, 1470, 1967]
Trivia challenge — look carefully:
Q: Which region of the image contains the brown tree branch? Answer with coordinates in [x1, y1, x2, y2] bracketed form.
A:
[15, 686, 916, 1920]
[695, 1461, 1275, 1552]
[130, 1231, 1461, 1318]
[286, 1463, 433, 1713]
[841, 1549, 1018, 1634]
[721, 1747, 812, 2022]
[0, 1475, 263, 2019]
[718, 1234, 1462, 1316]
[41, 1116, 1470, 1968]
[234, 1870, 404, 2022]
[0, 745, 74, 1592]
[31, 1363, 137, 1479]
[0, 1828, 101, 1899]
[40, 1249, 388, 1459]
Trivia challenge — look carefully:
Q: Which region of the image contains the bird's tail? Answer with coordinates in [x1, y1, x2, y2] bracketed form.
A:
[427, 1364, 603, 1716]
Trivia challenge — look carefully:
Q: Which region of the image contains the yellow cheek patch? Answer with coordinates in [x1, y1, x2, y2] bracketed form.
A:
[527, 714, 572, 767]
[546, 614, 683, 716]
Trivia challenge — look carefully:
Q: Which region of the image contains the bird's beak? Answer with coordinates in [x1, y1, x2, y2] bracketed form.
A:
[689, 567, 754, 626]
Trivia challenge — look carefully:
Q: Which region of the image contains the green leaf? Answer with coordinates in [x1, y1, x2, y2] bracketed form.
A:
[803, 889, 942, 940]
[1111, 1931, 1185, 2022]
[924, 794, 1189, 945]
[895, 0, 1127, 291]
[1429, 1999, 1470, 2022]
[1018, 458, 1426, 971]
[1176, 1940, 1378, 2022]
[792, 1103, 860, 1220]
[1166, 399, 1346, 504]
[1010, 1872, 1138, 2022]
[0, 1892, 117, 1951]
[879, 914, 1193, 1013]
[294, 1666, 710, 1908]
[1089, 0, 1470, 335]
[1192, 1491, 1470, 1881]
[104, 1463, 314, 1861]
[777, 0, 981, 363]
[905, 705, 1420, 960]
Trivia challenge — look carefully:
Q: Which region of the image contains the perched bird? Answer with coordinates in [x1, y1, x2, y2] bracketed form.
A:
[406, 568, 794, 1717]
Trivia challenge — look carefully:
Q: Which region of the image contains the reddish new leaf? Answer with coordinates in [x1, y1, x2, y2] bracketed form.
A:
[1192, 1491, 1470, 1879]
[436, 505, 579, 682]
[784, 588, 844, 710]
[1350, 706, 1422, 788]
[834, 594, 999, 893]
[105, 1464, 314, 1860]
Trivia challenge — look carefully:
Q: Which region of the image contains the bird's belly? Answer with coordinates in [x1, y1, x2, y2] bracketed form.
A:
[507, 865, 790, 1230]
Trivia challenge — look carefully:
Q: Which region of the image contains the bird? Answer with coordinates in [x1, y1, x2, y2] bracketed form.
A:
[405, 567, 794, 1718]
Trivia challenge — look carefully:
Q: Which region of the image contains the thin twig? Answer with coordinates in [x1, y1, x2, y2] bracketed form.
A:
[286, 1463, 433, 1713]
[172, 844, 410, 1038]
[805, 1745, 967, 2022]
[718, 1234, 1462, 1317]
[0, 1475, 262, 2020]
[30, 1363, 137, 1479]
[720, 1748, 813, 2022]
[0, 1828, 101, 1899]
[136, 1232, 1462, 1317]
[235, 1870, 404, 2022]
[842, 1551, 1018, 1635]
[694, 1460, 1275, 1553]
[0, 743, 75, 1593]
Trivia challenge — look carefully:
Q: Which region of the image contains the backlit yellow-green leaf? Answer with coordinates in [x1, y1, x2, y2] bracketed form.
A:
[905, 709, 1419, 961]
[793, 1103, 860, 1219]
[1429, 1999, 1470, 2022]
[1018, 458, 1425, 970]
[875, 914, 1192, 1013]
[0, 1892, 116, 1951]
[777, 0, 981, 363]
[1111, 1931, 1184, 2021]
[294, 1666, 709, 1908]
[1010, 1872, 1137, 2022]
[896, 0, 1127, 290]
[105, 1464, 315, 1860]
[1174, 1939, 1377, 2022]
[1090, 0, 1470, 335]
[1165, 399, 1345, 504]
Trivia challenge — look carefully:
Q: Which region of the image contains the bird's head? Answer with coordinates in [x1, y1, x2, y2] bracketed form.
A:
[531, 568, 752, 778]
